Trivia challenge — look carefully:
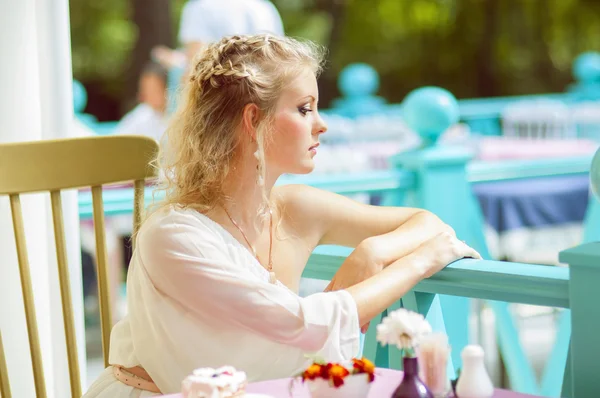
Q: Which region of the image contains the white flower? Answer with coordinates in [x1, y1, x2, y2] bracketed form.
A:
[376, 308, 432, 351]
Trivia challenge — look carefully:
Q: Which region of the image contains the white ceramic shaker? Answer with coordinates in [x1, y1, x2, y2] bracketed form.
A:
[455, 345, 494, 398]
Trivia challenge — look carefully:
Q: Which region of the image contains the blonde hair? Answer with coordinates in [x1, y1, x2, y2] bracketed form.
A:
[152, 34, 325, 216]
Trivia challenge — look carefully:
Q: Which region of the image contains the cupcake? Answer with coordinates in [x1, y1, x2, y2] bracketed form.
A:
[182, 366, 247, 398]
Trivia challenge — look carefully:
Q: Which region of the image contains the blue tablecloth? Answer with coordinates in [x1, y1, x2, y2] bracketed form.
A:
[474, 175, 590, 233]
[472, 175, 590, 263]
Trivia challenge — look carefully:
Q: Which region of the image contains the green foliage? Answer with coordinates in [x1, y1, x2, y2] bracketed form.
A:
[70, 0, 600, 116]
[70, 0, 135, 83]
[70, 0, 187, 87]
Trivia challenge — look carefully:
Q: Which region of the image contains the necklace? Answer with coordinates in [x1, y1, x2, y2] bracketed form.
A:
[223, 206, 276, 284]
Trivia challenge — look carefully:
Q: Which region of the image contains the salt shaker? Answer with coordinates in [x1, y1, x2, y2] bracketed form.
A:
[455, 345, 493, 398]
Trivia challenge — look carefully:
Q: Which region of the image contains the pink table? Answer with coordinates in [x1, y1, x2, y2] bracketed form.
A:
[161, 368, 542, 397]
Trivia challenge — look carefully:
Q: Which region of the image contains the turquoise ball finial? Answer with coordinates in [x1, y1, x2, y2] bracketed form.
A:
[73, 79, 88, 113]
[338, 63, 380, 98]
[573, 52, 600, 83]
[590, 148, 600, 200]
[402, 86, 460, 143]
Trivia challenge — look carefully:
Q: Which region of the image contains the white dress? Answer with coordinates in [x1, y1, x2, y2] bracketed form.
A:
[83, 206, 360, 397]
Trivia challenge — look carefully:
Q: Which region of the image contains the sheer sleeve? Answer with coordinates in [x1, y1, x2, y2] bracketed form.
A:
[137, 210, 360, 360]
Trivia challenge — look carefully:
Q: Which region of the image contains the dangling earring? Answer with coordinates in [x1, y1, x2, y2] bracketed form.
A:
[254, 149, 264, 186]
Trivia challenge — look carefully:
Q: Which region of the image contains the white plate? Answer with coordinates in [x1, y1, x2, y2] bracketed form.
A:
[245, 395, 276, 398]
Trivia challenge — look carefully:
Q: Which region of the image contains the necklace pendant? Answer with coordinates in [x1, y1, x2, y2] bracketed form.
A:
[268, 271, 277, 284]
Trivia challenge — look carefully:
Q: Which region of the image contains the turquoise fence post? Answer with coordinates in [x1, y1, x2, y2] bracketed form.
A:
[568, 51, 600, 102]
[391, 87, 491, 371]
[329, 63, 387, 118]
[73, 79, 99, 129]
[559, 242, 600, 398]
[584, 149, 600, 243]
[557, 147, 600, 397]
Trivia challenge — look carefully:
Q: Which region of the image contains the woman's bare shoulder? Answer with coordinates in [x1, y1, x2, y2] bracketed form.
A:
[272, 184, 330, 242]
[273, 184, 324, 216]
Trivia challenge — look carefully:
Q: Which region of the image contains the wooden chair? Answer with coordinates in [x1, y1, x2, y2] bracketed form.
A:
[0, 135, 158, 397]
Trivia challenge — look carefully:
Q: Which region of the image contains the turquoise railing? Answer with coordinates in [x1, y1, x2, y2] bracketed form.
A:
[76, 155, 593, 220]
[304, 243, 600, 398]
[73, 79, 119, 135]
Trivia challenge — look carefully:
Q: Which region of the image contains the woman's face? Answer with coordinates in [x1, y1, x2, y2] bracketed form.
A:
[266, 69, 327, 175]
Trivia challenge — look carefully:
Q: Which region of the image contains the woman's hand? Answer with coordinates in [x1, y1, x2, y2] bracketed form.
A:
[412, 231, 482, 278]
[343, 232, 481, 331]
[324, 241, 383, 333]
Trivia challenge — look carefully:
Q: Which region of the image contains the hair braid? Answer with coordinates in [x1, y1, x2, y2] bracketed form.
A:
[151, 34, 326, 218]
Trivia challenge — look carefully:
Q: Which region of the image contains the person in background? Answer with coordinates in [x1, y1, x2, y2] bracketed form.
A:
[179, 0, 283, 61]
[152, 0, 284, 80]
[114, 62, 169, 142]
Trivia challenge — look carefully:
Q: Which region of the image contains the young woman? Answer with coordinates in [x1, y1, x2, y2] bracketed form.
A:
[84, 34, 479, 397]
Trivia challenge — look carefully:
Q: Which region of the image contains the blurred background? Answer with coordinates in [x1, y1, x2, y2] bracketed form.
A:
[72, 0, 600, 123]
[65, 0, 600, 394]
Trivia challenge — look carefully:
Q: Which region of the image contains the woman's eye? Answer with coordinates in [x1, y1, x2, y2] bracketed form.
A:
[299, 106, 312, 116]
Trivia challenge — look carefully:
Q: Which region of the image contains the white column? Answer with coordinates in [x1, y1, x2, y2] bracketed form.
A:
[0, 1, 85, 397]
[35, 0, 87, 395]
[0, 2, 52, 397]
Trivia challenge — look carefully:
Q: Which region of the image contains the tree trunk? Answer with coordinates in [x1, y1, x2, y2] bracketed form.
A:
[311, 0, 349, 106]
[475, 0, 499, 97]
[125, 0, 173, 111]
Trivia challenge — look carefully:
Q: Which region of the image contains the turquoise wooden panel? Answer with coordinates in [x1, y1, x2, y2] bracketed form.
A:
[383, 300, 404, 370]
[559, 243, 600, 398]
[488, 300, 539, 395]
[561, 348, 573, 398]
[582, 196, 600, 243]
[362, 311, 384, 365]
[304, 251, 570, 309]
[540, 310, 571, 397]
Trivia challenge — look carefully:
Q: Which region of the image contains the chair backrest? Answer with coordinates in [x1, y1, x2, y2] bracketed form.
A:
[0, 135, 159, 397]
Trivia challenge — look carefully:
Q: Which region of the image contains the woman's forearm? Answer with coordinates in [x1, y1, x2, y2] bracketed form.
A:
[345, 252, 427, 326]
[363, 211, 452, 267]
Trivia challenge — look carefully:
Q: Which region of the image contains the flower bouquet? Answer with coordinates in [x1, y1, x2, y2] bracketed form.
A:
[377, 308, 449, 398]
[292, 357, 376, 398]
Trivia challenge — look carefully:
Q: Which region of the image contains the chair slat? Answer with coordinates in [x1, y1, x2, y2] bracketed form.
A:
[9, 195, 47, 398]
[132, 179, 145, 251]
[0, 136, 158, 394]
[0, 330, 12, 398]
[0, 135, 157, 194]
[50, 191, 82, 397]
[91, 186, 113, 368]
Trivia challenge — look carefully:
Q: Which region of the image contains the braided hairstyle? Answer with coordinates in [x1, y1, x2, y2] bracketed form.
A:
[153, 34, 325, 216]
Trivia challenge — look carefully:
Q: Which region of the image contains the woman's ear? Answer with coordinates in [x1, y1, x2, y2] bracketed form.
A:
[242, 103, 261, 140]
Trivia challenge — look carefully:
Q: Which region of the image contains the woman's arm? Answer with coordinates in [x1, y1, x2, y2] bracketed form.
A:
[346, 232, 480, 326]
[276, 184, 453, 266]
